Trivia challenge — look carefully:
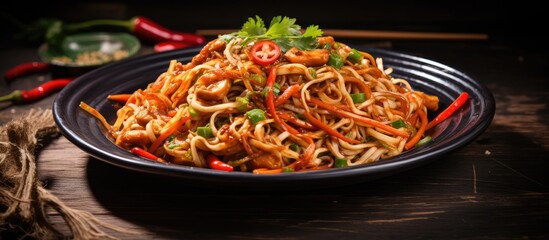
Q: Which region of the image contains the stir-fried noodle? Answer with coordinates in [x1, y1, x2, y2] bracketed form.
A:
[80, 17, 439, 174]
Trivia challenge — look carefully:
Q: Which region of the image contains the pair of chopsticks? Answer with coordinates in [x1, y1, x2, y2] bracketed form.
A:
[196, 29, 488, 40]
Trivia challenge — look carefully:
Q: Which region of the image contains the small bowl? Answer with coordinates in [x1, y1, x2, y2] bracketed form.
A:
[38, 32, 140, 75]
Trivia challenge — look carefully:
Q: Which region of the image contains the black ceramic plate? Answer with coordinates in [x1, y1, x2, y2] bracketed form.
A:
[53, 46, 495, 189]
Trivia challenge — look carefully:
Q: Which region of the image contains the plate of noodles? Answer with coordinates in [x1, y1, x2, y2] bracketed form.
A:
[53, 16, 495, 189]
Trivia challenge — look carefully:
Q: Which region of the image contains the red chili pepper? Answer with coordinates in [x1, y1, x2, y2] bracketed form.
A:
[4, 62, 50, 82]
[131, 147, 165, 163]
[206, 154, 233, 172]
[154, 41, 194, 52]
[250, 40, 281, 66]
[265, 67, 299, 135]
[426, 92, 469, 130]
[0, 79, 72, 103]
[61, 16, 205, 46]
[131, 16, 206, 45]
[275, 84, 300, 107]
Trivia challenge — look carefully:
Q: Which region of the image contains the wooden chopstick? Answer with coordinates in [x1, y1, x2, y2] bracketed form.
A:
[196, 29, 488, 40]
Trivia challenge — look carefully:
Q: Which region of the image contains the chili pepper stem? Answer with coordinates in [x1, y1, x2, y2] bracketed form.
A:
[0, 90, 22, 103]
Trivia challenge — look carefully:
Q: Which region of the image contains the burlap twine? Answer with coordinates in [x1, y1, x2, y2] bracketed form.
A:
[0, 109, 135, 239]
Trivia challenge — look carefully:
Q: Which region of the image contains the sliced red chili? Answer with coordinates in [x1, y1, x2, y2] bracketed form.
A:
[426, 92, 469, 130]
[206, 154, 233, 172]
[275, 84, 300, 107]
[131, 147, 165, 163]
[250, 40, 281, 66]
[265, 68, 299, 135]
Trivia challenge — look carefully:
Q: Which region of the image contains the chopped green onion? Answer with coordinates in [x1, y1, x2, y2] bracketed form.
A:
[308, 67, 317, 79]
[335, 158, 347, 168]
[391, 119, 408, 129]
[261, 82, 280, 98]
[289, 143, 300, 152]
[347, 49, 363, 63]
[167, 143, 180, 149]
[282, 167, 295, 173]
[323, 42, 331, 50]
[188, 106, 199, 118]
[166, 135, 175, 142]
[249, 74, 265, 86]
[197, 126, 214, 138]
[236, 96, 249, 110]
[350, 93, 366, 104]
[246, 108, 267, 124]
[415, 136, 432, 147]
[328, 53, 344, 69]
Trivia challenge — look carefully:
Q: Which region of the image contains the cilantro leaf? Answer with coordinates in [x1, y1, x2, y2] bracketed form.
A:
[291, 37, 319, 50]
[273, 38, 293, 52]
[302, 25, 323, 38]
[240, 16, 266, 37]
[232, 16, 324, 51]
[267, 16, 301, 37]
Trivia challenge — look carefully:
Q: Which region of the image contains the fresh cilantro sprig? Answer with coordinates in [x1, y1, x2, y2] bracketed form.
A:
[221, 16, 323, 52]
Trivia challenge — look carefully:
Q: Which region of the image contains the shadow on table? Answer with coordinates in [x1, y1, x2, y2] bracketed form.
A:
[84, 121, 548, 239]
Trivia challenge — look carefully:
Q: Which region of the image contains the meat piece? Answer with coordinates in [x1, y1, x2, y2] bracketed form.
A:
[284, 47, 329, 67]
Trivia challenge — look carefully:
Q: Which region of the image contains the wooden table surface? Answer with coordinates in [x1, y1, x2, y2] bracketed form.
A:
[1, 39, 548, 239]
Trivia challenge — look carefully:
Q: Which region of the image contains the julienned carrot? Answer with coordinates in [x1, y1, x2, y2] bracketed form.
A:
[407, 112, 419, 126]
[253, 161, 300, 174]
[426, 92, 469, 130]
[148, 114, 190, 153]
[278, 112, 316, 130]
[298, 136, 315, 169]
[79, 102, 111, 131]
[275, 84, 300, 106]
[303, 111, 359, 144]
[405, 108, 428, 150]
[344, 76, 372, 99]
[107, 94, 133, 103]
[253, 168, 283, 174]
[308, 97, 409, 138]
[300, 164, 332, 171]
